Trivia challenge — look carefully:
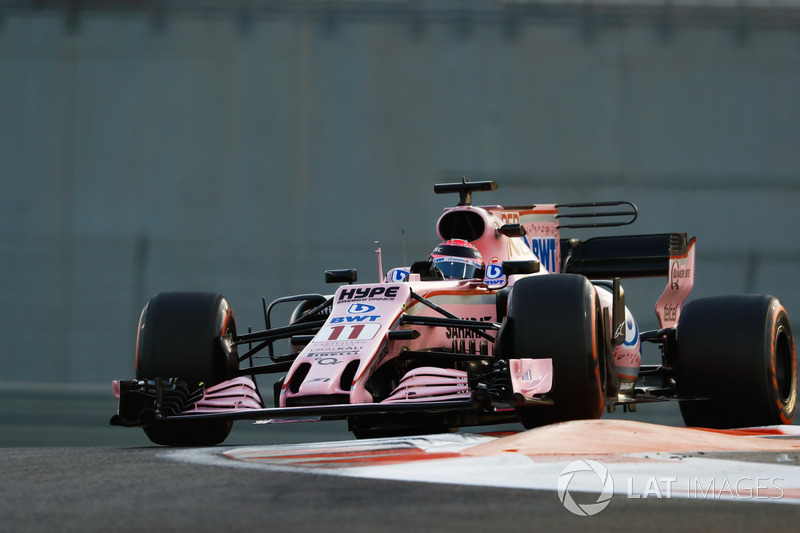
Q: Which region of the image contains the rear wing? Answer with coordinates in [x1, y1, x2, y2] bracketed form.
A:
[486, 202, 695, 329]
[561, 232, 692, 279]
[485, 201, 639, 274]
[434, 180, 694, 328]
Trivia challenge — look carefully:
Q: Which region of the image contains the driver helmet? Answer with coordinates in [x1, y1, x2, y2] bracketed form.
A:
[430, 239, 484, 280]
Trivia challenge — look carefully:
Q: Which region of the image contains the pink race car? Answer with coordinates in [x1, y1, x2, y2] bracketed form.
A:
[112, 180, 797, 445]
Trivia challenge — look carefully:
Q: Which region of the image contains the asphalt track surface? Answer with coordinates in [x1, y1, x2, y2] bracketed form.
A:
[2, 445, 800, 533]
[3, 386, 800, 532]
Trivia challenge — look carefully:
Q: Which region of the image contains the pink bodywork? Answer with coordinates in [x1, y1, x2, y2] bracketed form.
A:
[656, 237, 697, 329]
[278, 203, 645, 408]
[279, 280, 553, 406]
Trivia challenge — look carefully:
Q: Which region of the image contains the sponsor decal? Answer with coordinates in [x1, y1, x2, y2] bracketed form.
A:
[307, 350, 360, 358]
[484, 260, 505, 287]
[670, 259, 691, 290]
[433, 256, 478, 267]
[613, 321, 625, 342]
[526, 236, 558, 272]
[615, 351, 640, 367]
[446, 316, 492, 340]
[306, 351, 347, 365]
[315, 358, 345, 366]
[310, 340, 365, 347]
[614, 317, 639, 347]
[623, 317, 639, 347]
[331, 315, 381, 324]
[309, 339, 368, 349]
[348, 303, 376, 314]
[338, 286, 400, 302]
[662, 303, 678, 323]
[499, 212, 559, 271]
[389, 269, 409, 283]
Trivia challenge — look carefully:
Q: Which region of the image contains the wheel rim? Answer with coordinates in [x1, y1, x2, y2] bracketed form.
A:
[596, 302, 607, 393]
[775, 324, 793, 404]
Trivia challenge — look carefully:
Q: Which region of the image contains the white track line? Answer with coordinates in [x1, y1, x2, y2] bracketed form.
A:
[163, 432, 800, 505]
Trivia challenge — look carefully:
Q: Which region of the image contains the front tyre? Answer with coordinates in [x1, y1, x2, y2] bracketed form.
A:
[675, 295, 797, 428]
[507, 274, 606, 428]
[136, 292, 238, 446]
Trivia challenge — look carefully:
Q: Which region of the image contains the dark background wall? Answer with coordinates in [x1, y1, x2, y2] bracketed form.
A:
[2, 1, 799, 384]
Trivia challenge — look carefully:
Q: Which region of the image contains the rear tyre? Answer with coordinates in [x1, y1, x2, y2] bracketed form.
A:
[675, 295, 797, 428]
[136, 292, 238, 446]
[507, 274, 606, 428]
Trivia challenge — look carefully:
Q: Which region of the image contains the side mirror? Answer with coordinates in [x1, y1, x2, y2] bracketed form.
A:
[497, 224, 527, 239]
[325, 269, 358, 284]
[502, 260, 541, 276]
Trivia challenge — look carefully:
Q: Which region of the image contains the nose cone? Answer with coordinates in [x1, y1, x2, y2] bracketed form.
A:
[297, 366, 343, 396]
[283, 357, 363, 406]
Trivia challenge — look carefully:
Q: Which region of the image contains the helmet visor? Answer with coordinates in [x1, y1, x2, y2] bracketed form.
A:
[432, 257, 483, 280]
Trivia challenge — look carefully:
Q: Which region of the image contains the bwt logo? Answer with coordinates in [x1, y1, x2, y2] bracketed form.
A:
[527, 237, 557, 272]
[331, 315, 380, 323]
[347, 303, 376, 314]
[389, 269, 409, 283]
[484, 264, 505, 286]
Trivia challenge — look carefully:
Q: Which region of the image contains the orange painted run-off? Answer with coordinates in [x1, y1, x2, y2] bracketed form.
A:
[224, 420, 800, 470]
[226, 447, 462, 468]
[463, 419, 800, 456]
[691, 427, 789, 437]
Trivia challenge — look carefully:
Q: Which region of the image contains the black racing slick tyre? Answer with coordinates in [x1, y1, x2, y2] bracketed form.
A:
[136, 292, 238, 446]
[675, 295, 797, 429]
[507, 274, 606, 428]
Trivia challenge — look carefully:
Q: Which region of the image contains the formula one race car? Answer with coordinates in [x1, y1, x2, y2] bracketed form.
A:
[111, 180, 797, 446]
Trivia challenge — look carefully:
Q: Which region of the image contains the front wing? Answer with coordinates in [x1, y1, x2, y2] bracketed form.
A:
[110, 366, 554, 429]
